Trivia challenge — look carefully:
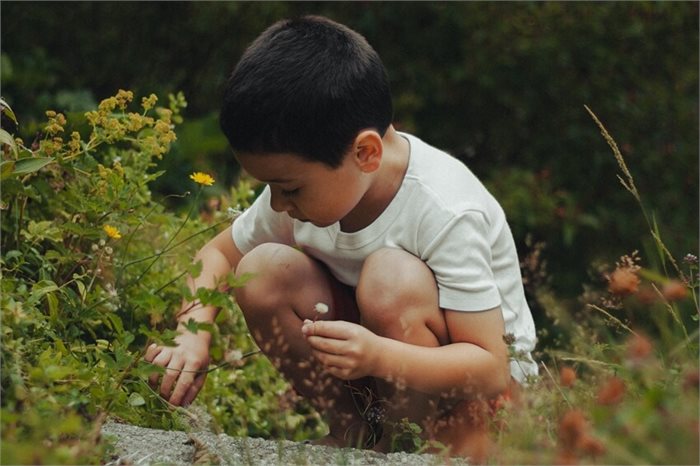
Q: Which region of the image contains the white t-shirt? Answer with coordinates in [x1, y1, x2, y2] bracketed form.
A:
[232, 133, 538, 382]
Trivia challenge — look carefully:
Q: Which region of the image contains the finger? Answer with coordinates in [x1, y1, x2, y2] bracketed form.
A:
[311, 349, 351, 369]
[323, 365, 352, 380]
[144, 343, 162, 362]
[159, 359, 185, 400]
[182, 373, 207, 407]
[148, 367, 163, 389]
[302, 320, 354, 339]
[168, 368, 196, 407]
[306, 335, 347, 355]
[148, 350, 172, 388]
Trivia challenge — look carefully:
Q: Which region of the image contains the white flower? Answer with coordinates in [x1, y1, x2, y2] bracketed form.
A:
[314, 302, 329, 315]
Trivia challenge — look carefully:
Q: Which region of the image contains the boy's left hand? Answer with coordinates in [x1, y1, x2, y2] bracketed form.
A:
[301, 319, 380, 380]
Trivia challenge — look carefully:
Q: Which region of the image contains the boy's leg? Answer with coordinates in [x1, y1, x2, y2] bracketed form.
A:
[234, 243, 370, 446]
[356, 248, 497, 459]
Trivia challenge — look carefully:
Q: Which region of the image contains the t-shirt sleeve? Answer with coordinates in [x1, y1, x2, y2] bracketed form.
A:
[421, 210, 502, 312]
[231, 185, 294, 254]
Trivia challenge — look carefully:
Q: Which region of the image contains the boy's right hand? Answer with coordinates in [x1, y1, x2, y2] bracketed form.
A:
[144, 329, 211, 406]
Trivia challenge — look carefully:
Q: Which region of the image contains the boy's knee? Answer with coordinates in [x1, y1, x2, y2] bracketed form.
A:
[234, 243, 301, 312]
[357, 248, 438, 332]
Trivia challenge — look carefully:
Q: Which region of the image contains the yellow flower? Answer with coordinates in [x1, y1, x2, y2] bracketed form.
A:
[141, 94, 158, 111]
[190, 172, 215, 186]
[103, 225, 122, 239]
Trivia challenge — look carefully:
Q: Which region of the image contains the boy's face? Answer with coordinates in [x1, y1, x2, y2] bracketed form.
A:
[236, 150, 370, 228]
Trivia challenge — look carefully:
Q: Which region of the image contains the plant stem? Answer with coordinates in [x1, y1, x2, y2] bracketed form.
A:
[128, 187, 202, 286]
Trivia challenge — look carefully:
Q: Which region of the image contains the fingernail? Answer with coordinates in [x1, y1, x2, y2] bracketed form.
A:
[150, 343, 157, 348]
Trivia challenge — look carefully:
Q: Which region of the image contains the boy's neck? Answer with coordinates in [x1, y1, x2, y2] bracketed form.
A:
[339, 125, 410, 233]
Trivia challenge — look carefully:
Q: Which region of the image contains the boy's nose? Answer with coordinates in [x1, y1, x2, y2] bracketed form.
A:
[269, 189, 293, 213]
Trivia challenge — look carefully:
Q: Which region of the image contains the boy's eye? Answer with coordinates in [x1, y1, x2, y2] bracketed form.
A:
[281, 188, 300, 196]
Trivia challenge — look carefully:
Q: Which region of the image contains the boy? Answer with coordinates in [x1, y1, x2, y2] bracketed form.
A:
[145, 15, 537, 458]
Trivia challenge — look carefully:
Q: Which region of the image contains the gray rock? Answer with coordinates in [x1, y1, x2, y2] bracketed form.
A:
[101, 421, 468, 465]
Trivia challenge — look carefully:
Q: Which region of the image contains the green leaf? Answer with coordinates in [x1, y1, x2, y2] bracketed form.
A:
[74, 280, 87, 301]
[11, 157, 54, 177]
[105, 313, 124, 335]
[188, 259, 203, 279]
[47, 292, 59, 323]
[184, 318, 199, 334]
[128, 392, 146, 407]
[22, 220, 62, 242]
[0, 97, 18, 125]
[0, 127, 16, 148]
[1, 160, 15, 180]
[29, 280, 59, 305]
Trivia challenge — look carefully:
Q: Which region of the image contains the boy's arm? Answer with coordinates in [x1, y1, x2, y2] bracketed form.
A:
[145, 224, 244, 406]
[303, 306, 510, 399]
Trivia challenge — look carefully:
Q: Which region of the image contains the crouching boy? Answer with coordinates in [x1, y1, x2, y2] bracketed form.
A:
[145, 15, 537, 460]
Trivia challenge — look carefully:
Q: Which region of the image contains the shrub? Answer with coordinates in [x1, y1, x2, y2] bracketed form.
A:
[490, 108, 699, 465]
[0, 91, 323, 464]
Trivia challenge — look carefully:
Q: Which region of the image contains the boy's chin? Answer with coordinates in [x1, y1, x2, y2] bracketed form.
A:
[300, 218, 336, 228]
[288, 214, 337, 228]
[309, 219, 336, 228]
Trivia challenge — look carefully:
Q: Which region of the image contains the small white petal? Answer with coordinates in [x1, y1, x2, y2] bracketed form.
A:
[314, 302, 329, 314]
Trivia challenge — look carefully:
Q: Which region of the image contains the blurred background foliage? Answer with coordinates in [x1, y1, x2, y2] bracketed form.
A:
[2, 1, 698, 302]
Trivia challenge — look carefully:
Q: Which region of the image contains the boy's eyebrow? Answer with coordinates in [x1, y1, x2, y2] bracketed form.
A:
[261, 177, 294, 184]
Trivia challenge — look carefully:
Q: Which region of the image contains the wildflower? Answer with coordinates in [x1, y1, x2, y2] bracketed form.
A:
[597, 376, 625, 405]
[683, 253, 698, 265]
[115, 89, 134, 109]
[560, 366, 577, 387]
[662, 280, 688, 302]
[141, 93, 158, 111]
[635, 285, 657, 305]
[190, 172, 215, 186]
[154, 119, 172, 134]
[68, 131, 81, 153]
[98, 97, 118, 113]
[579, 434, 606, 457]
[502, 333, 517, 345]
[683, 370, 699, 392]
[625, 332, 653, 364]
[126, 112, 147, 132]
[103, 225, 122, 239]
[314, 302, 329, 315]
[44, 111, 66, 135]
[608, 268, 640, 295]
[227, 206, 242, 218]
[558, 409, 588, 450]
[554, 450, 577, 466]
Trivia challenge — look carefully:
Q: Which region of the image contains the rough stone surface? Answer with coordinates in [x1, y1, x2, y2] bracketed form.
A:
[101, 421, 467, 465]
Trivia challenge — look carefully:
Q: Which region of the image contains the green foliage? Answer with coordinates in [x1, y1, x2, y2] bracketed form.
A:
[1, 4, 698, 461]
[2, 3, 696, 297]
[489, 115, 699, 465]
[0, 92, 322, 464]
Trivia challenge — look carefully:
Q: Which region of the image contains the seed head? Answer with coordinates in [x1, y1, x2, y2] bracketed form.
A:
[559, 409, 588, 449]
[597, 377, 625, 405]
[625, 333, 653, 364]
[314, 302, 329, 315]
[608, 268, 640, 295]
[662, 280, 688, 302]
[560, 366, 577, 387]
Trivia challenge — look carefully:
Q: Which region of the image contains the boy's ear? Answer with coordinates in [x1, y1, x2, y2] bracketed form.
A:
[353, 130, 383, 173]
